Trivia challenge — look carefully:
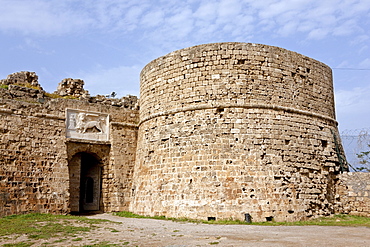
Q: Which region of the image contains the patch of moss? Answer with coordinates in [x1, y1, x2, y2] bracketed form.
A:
[62, 95, 78, 100]
[14, 83, 41, 90]
[44, 92, 78, 100]
[44, 92, 62, 99]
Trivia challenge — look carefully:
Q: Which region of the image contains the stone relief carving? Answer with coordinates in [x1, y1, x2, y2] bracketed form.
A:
[66, 109, 109, 141]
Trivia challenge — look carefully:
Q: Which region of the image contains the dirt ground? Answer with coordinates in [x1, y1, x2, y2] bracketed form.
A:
[3, 213, 370, 246]
[87, 213, 370, 247]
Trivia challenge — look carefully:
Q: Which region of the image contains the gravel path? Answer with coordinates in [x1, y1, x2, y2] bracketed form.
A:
[84, 213, 370, 247]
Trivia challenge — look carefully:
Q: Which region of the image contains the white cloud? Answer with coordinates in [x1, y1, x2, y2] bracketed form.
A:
[350, 35, 369, 46]
[258, 0, 304, 19]
[218, 0, 241, 18]
[1, 0, 369, 45]
[0, 0, 93, 35]
[335, 85, 370, 130]
[359, 58, 370, 69]
[297, 21, 316, 33]
[358, 45, 369, 55]
[278, 21, 298, 37]
[307, 28, 329, 40]
[16, 38, 54, 55]
[336, 86, 370, 108]
[335, 60, 351, 68]
[141, 9, 165, 27]
[333, 20, 357, 36]
[250, 0, 369, 41]
[194, 1, 217, 21]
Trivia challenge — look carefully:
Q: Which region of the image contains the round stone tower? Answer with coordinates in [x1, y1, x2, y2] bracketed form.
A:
[130, 42, 346, 222]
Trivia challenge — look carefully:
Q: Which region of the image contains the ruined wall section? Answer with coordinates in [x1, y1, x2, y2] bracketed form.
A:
[0, 82, 139, 216]
[0, 71, 43, 90]
[335, 172, 370, 217]
[0, 84, 45, 103]
[132, 42, 345, 222]
[54, 78, 90, 99]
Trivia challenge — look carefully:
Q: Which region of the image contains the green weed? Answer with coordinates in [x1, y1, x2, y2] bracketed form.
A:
[115, 211, 370, 227]
[209, 242, 219, 245]
[53, 238, 67, 243]
[2, 242, 34, 247]
[44, 92, 61, 98]
[44, 92, 78, 100]
[114, 211, 165, 220]
[83, 242, 122, 247]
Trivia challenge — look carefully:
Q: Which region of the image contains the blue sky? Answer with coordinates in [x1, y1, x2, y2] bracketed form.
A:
[1, 0, 370, 133]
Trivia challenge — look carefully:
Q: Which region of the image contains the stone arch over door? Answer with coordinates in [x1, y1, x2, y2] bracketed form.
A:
[67, 142, 110, 213]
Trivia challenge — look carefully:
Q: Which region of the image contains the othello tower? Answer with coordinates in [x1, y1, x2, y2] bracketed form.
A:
[130, 42, 346, 222]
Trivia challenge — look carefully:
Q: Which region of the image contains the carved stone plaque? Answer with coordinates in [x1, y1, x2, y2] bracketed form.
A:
[66, 109, 109, 141]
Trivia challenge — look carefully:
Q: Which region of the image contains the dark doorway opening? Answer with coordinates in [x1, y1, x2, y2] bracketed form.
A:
[79, 153, 101, 212]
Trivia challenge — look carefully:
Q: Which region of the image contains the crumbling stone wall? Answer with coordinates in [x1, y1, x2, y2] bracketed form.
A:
[90, 94, 139, 109]
[0, 84, 45, 102]
[54, 78, 90, 99]
[131, 42, 346, 222]
[0, 77, 139, 216]
[335, 172, 370, 217]
[0, 71, 43, 90]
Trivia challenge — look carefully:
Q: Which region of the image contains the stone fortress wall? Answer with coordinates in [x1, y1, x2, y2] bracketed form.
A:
[0, 42, 369, 221]
[0, 72, 139, 216]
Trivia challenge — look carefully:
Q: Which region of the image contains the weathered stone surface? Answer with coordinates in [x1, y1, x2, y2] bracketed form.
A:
[130, 42, 347, 222]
